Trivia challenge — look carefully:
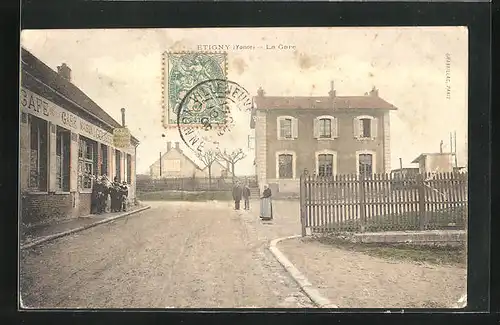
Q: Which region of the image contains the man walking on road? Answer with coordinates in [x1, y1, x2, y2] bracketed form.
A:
[242, 182, 251, 210]
[232, 181, 243, 210]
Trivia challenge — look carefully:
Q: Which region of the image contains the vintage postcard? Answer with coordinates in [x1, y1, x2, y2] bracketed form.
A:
[19, 27, 468, 309]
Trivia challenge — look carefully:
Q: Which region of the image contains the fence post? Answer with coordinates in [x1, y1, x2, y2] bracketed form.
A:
[300, 172, 306, 237]
[417, 173, 426, 230]
[359, 174, 366, 233]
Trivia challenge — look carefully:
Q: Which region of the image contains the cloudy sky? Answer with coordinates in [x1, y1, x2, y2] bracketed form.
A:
[20, 27, 468, 174]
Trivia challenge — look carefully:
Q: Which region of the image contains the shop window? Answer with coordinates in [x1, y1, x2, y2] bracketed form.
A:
[56, 126, 71, 192]
[115, 150, 122, 182]
[100, 144, 108, 177]
[78, 136, 97, 190]
[29, 115, 48, 191]
[126, 154, 132, 184]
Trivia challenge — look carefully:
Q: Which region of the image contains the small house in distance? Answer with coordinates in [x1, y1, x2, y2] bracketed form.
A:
[411, 153, 454, 174]
[149, 142, 230, 179]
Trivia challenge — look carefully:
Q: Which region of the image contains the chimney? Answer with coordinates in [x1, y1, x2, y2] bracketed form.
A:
[257, 87, 265, 97]
[57, 63, 71, 82]
[369, 86, 379, 97]
[175, 142, 180, 149]
[167, 142, 172, 152]
[328, 80, 336, 97]
[120, 108, 126, 127]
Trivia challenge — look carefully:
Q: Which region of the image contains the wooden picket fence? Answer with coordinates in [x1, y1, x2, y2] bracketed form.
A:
[299, 171, 468, 235]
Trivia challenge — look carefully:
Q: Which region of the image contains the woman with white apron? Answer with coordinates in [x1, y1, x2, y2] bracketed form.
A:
[259, 184, 273, 220]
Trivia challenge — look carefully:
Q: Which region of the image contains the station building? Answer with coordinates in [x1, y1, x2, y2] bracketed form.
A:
[20, 47, 140, 225]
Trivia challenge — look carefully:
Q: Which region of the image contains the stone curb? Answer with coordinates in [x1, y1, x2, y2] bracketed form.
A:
[269, 235, 338, 309]
[20, 205, 151, 250]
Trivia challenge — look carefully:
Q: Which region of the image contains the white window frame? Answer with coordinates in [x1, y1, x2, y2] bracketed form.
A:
[315, 149, 338, 176]
[354, 115, 378, 140]
[314, 115, 338, 140]
[277, 116, 298, 140]
[275, 150, 296, 179]
[55, 126, 71, 192]
[78, 137, 96, 192]
[356, 150, 377, 177]
[28, 115, 49, 192]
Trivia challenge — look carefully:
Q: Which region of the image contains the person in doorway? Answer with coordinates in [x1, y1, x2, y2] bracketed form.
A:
[120, 181, 129, 212]
[91, 176, 101, 214]
[232, 181, 243, 210]
[242, 182, 251, 210]
[260, 184, 273, 220]
[97, 176, 109, 214]
[110, 176, 121, 212]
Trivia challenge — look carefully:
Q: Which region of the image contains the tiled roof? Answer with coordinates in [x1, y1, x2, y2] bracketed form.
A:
[20, 47, 139, 144]
[254, 95, 398, 110]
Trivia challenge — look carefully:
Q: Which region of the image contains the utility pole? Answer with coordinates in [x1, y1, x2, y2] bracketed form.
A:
[159, 152, 162, 178]
[454, 131, 458, 168]
[449, 132, 453, 154]
[399, 158, 403, 170]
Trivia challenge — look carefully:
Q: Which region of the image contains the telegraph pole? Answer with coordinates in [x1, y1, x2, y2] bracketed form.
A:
[454, 131, 458, 167]
[159, 152, 162, 178]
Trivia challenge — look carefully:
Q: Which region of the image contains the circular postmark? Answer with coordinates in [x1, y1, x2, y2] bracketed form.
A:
[177, 78, 253, 155]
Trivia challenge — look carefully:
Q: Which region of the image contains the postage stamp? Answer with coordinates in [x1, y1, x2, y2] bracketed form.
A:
[162, 51, 228, 128]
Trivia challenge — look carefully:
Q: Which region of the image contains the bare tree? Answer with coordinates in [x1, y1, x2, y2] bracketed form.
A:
[216, 148, 247, 181]
[196, 149, 219, 189]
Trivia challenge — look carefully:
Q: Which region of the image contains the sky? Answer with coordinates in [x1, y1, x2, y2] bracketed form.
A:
[20, 27, 468, 175]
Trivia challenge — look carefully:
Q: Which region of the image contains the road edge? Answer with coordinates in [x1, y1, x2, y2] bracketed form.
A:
[20, 205, 151, 250]
[269, 235, 338, 309]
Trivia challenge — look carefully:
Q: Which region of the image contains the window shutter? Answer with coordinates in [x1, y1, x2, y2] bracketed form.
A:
[353, 117, 359, 138]
[292, 118, 299, 139]
[371, 118, 378, 138]
[332, 117, 338, 138]
[313, 118, 319, 138]
[277, 117, 283, 139]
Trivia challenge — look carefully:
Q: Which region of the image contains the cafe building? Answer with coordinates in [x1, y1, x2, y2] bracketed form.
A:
[20, 47, 140, 225]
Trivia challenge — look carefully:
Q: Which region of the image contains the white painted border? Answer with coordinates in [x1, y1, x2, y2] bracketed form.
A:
[269, 235, 338, 308]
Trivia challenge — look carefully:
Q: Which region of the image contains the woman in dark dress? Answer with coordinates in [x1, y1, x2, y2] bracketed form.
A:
[260, 184, 273, 220]
[110, 177, 121, 212]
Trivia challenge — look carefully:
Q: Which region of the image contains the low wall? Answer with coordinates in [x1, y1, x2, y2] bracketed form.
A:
[347, 230, 466, 247]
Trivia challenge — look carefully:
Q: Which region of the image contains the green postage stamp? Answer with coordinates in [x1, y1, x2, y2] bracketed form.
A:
[163, 52, 228, 128]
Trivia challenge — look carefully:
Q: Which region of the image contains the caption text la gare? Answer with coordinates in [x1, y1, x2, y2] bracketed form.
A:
[197, 44, 296, 51]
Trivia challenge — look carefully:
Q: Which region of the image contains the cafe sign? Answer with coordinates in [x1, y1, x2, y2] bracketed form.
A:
[113, 127, 131, 148]
[20, 87, 133, 153]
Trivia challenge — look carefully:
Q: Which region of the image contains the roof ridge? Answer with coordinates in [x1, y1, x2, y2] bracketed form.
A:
[21, 47, 140, 143]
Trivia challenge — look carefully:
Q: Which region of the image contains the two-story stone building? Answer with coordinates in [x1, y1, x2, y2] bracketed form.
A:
[20, 47, 140, 225]
[251, 82, 397, 193]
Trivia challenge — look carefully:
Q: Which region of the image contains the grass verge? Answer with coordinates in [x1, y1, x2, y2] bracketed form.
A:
[311, 235, 467, 268]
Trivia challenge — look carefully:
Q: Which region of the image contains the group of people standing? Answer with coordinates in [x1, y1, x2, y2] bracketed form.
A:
[231, 181, 273, 220]
[91, 175, 129, 215]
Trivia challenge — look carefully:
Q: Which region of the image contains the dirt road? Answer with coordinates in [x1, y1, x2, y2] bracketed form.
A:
[20, 200, 313, 308]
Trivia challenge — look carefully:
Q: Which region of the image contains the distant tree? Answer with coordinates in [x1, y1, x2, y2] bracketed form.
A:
[216, 148, 247, 182]
[196, 149, 219, 189]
